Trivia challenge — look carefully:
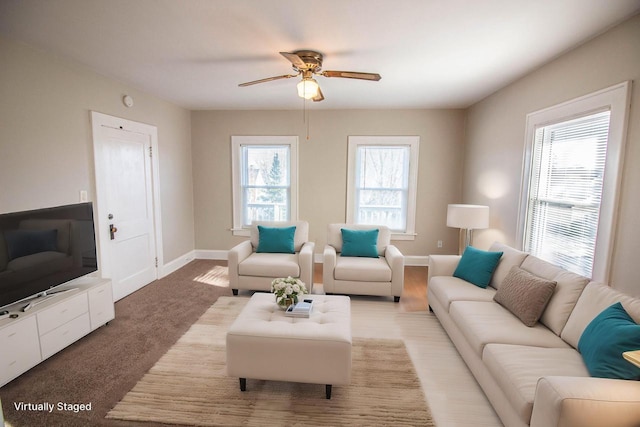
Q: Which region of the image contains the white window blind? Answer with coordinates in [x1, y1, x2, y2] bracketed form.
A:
[524, 110, 611, 277]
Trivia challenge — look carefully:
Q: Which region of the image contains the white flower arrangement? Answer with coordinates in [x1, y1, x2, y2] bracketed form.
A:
[271, 276, 308, 307]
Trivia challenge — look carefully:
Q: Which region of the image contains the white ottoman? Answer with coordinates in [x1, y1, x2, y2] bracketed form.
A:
[226, 293, 352, 399]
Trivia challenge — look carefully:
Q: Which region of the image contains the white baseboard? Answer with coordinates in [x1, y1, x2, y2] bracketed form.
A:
[194, 249, 228, 260]
[405, 255, 429, 267]
[191, 250, 427, 267]
[312, 253, 427, 266]
[160, 250, 196, 278]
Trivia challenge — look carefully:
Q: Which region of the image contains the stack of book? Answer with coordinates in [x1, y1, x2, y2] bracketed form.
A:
[285, 299, 313, 318]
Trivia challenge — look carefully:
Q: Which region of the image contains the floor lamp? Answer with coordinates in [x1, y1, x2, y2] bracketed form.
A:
[447, 204, 490, 254]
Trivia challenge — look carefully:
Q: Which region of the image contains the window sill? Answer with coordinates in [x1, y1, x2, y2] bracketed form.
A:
[391, 232, 416, 241]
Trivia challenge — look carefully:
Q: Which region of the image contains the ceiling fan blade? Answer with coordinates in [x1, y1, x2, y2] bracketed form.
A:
[280, 52, 308, 69]
[322, 70, 381, 81]
[312, 87, 324, 102]
[238, 74, 298, 87]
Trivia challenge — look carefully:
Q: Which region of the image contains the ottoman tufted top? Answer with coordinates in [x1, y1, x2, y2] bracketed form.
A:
[228, 293, 352, 343]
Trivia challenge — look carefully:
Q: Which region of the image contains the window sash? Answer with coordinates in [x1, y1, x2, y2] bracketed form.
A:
[347, 136, 419, 239]
[354, 145, 410, 232]
[231, 136, 298, 236]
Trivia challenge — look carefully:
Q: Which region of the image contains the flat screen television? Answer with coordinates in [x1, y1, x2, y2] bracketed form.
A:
[0, 202, 98, 310]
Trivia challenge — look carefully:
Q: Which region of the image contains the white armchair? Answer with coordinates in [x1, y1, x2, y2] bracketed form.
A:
[228, 221, 315, 295]
[323, 224, 404, 302]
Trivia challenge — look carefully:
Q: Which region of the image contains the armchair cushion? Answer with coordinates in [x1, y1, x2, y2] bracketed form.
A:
[256, 225, 296, 254]
[238, 253, 300, 278]
[334, 256, 392, 282]
[340, 228, 379, 258]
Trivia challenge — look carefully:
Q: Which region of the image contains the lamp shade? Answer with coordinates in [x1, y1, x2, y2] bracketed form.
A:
[297, 78, 319, 99]
[447, 204, 490, 229]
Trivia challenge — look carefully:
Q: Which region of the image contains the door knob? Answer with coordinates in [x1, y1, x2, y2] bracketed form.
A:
[109, 224, 118, 240]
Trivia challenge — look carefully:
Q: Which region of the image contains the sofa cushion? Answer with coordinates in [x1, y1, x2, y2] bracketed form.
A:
[334, 256, 392, 282]
[256, 225, 296, 254]
[578, 302, 640, 380]
[428, 276, 496, 312]
[340, 228, 379, 258]
[453, 246, 503, 288]
[493, 266, 557, 327]
[238, 253, 300, 278]
[521, 255, 589, 336]
[449, 300, 570, 358]
[488, 241, 528, 289]
[483, 344, 589, 424]
[562, 282, 640, 349]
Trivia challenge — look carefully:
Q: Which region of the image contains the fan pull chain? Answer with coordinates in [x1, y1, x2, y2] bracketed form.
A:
[302, 97, 311, 140]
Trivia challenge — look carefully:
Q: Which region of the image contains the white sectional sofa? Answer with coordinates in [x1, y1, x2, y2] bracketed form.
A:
[427, 242, 640, 427]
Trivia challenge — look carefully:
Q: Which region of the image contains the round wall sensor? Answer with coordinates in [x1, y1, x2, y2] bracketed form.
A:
[123, 95, 134, 108]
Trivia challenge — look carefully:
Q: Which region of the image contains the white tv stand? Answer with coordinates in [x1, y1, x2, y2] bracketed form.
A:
[0, 277, 114, 387]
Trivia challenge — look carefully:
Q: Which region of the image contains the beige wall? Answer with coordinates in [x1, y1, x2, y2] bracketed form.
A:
[191, 109, 466, 258]
[464, 14, 640, 296]
[0, 36, 195, 265]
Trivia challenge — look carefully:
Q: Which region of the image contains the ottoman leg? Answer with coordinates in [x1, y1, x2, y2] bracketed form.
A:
[239, 378, 246, 391]
[325, 384, 332, 399]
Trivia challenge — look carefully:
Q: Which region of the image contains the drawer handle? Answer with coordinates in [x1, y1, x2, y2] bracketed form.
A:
[8, 332, 16, 338]
[9, 360, 16, 366]
[97, 289, 105, 294]
[62, 330, 69, 336]
[60, 309, 68, 314]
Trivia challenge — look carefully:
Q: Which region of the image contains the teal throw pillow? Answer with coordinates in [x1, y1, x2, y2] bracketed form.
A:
[341, 228, 379, 258]
[578, 302, 640, 380]
[453, 246, 503, 288]
[256, 225, 296, 254]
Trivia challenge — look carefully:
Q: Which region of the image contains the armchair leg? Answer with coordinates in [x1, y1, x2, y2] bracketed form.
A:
[232, 289, 238, 296]
[394, 296, 400, 303]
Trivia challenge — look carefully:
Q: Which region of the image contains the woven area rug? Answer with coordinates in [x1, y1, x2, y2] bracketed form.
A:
[107, 296, 434, 426]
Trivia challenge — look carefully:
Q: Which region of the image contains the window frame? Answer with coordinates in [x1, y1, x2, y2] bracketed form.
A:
[231, 136, 298, 237]
[346, 135, 420, 240]
[516, 82, 631, 282]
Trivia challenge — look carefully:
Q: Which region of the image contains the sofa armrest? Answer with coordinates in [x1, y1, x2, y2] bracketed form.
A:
[531, 376, 640, 427]
[385, 244, 405, 297]
[228, 240, 253, 289]
[323, 245, 337, 293]
[299, 241, 315, 292]
[427, 255, 461, 284]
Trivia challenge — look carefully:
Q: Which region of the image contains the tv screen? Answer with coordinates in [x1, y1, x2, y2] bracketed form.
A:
[0, 202, 98, 309]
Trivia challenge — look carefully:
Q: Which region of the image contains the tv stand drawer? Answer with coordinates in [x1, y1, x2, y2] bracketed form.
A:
[40, 312, 91, 359]
[0, 316, 41, 385]
[37, 292, 89, 335]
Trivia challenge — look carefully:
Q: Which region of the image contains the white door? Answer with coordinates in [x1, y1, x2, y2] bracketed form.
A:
[91, 112, 159, 301]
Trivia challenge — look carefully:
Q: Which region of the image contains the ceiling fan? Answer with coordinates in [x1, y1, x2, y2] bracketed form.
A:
[238, 50, 381, 102]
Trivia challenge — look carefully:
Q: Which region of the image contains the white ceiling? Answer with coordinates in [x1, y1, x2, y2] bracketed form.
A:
[1, 0, 639, 110]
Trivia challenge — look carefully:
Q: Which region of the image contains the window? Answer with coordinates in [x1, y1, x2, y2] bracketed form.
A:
[347, 136, 420, 240]
[518, 82, 630, 281]
[231, 136, 298, 236]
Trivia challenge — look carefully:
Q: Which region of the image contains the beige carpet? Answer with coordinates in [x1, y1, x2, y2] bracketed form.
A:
[107, 296, 434, 426]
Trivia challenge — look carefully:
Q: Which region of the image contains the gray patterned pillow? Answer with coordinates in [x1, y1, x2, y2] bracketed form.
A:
[494, 266, 557, 327]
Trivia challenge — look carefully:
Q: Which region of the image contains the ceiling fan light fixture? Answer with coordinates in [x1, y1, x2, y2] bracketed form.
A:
[297, 78, 319, 99]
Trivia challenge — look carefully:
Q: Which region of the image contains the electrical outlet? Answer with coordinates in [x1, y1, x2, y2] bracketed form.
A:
[437, 240, 443, 248]
[79, 190, 88, 202]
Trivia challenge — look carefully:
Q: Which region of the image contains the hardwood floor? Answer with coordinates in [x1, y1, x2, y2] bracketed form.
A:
[313, 263, 428, 312]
